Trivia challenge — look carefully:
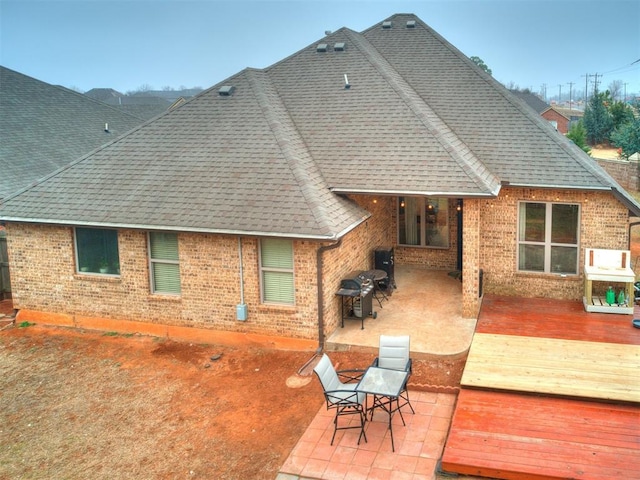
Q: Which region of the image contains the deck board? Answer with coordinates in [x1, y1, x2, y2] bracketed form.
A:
[442, 295, 640, 480]
[475, 296, 639, 344]
[461, 333, 640, 402]
[441, 389, 640, 480]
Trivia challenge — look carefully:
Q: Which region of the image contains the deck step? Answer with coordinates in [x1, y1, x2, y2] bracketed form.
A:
[441, 389, 640, 480]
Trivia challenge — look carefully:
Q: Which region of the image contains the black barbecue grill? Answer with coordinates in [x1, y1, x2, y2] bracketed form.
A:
[336, 270, 377, 329]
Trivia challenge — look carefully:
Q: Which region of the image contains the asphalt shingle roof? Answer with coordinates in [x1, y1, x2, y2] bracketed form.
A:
[0, 66, 146, 199]
[2, 14, 638, 235]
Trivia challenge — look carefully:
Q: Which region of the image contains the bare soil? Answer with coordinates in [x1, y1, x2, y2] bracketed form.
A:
[0, 323, 463, 480]
[590, 146, 621, 160]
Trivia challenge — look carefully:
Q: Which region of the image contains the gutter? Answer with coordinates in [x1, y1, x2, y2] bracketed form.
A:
[330, 188, 499, 198]
[0, 216, 364, 241]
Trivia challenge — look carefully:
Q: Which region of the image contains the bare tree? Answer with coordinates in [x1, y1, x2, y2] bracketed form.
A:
[608, 80, 623, 101]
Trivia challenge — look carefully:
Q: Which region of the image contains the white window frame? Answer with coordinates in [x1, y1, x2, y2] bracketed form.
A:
[517, 201, 580, 274]
[148, 232, 181, 295]
[397, 196, 449, 248]
[259, 238, 295, 305]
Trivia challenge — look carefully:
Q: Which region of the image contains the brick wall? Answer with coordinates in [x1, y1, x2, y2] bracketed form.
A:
[462, 199, 482, 318]
[320, 195, 395, 336]
[596, 158, 639, 193]
[478, 188, 630, 301]
[6, 189, 632, 341]
[541, 110, 569, 134]
[6, 224, 326, 340]
[5, 195, 392, 342]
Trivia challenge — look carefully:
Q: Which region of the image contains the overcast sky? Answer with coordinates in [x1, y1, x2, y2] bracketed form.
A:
[1, 0, 639, 101]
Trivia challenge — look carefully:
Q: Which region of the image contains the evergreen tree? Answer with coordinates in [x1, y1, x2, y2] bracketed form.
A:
[609, 100, 635, 132]
[583, 90, 614, 145]
[611, 109, 640, 159]
[469, 56, 492, 75]
[566, 120, 591, 155]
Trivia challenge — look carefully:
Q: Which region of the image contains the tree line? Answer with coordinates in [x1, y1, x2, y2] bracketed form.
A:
[567, 91, 639, 159]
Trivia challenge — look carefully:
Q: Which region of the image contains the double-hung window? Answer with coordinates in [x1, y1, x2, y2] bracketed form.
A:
[75, 227, 120, 275]
[260, 238, 294, 305]
[149, 232, 181, 294]
[518, 202, 579, 274]
[398, 196, 449, 248]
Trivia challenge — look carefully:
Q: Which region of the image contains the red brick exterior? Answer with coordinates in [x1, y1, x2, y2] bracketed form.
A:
[541, 109, 569, 134]
[4, 189, 631, 343]
[478, 188, 630, 301]
[596, 158, 639, 193]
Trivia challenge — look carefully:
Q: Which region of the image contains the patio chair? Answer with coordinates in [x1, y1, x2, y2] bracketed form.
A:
[372, 335, 415, 415]
[313, 353, 367, 445]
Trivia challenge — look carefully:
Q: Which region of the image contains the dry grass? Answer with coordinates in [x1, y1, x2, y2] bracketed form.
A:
[1, 334, 187, 479]
[0, 326, 465, 480]
[0, 330, 324, 480]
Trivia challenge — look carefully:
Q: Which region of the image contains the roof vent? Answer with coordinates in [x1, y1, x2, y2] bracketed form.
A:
[344, 74, 350, 89]
[382, 21, 392, 29]
[334, 42, 345, 51]
[316, 43, 328, 52]
[218, 85, 235, 96]
[406, 20, 416, 28]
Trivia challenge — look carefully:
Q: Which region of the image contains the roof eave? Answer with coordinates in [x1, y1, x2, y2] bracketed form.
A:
[612, 187, 640, 218]
[0, 215, 370, 241]
[331, 187, 501, 198]
[504, 183, 640, 217]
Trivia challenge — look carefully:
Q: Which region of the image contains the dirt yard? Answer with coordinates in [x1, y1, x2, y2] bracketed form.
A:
[0, 322, 463, 480]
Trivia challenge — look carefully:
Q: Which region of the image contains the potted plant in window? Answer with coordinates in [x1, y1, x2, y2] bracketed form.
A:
[99, 259, 109, 274]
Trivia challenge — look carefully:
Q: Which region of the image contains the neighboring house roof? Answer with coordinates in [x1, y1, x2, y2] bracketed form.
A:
[2, 14, 639, 235]
[509, 90, 549, 114]
[84, 88, 171, 120]
[0, 66, 146, 200]
[544, 106, 584, 120]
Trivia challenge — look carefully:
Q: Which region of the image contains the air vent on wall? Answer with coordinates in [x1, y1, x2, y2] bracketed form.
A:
[406, 20, 416, 28]
[382, 21, 392, 29]
[334, 42, 345, 51]
[316, 43, 328, 52]
[218, 85, 235, 96]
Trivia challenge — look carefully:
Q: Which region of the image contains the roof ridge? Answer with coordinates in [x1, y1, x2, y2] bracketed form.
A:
[245, 69, 340, 236]
[0, 66, 146, 123]
[343, 29, 501, 196]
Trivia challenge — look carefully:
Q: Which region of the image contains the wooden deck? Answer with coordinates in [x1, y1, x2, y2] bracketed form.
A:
[443, 390, 640, 480]
[461, 333, 640, 402]
[441, 295, 640, 480]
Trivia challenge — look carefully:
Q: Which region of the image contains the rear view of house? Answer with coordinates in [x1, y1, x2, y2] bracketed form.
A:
[1, 14, 638, 348]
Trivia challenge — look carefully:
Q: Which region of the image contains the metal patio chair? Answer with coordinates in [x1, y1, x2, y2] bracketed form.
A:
[371, 335, 415, 416]
[313, 353, 367, 445]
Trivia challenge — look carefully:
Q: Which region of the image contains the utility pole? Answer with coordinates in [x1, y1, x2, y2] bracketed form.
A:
[541, 83, 547, 102]
[592, 73, 600, 95]
[582, 73, 600, 103]
[624, 82, 628, 103]
[558, 84, 562, 104]
[567, 82, 574, 110]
